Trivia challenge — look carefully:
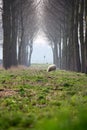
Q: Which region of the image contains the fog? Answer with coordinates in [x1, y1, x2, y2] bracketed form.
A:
[31, 43, 53, 64]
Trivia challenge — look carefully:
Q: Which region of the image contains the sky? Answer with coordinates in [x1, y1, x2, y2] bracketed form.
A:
[31, 34, 53, 64]
[31, 43, 53, 64]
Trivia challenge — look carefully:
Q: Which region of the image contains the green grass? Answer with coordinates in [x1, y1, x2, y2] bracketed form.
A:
[0, 66, 87, 130]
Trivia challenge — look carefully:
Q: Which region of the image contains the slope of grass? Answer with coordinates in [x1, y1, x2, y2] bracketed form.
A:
[0, 66, 87, 130]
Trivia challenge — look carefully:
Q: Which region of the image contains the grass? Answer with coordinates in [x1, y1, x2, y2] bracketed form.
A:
[0, 65, 87, 130]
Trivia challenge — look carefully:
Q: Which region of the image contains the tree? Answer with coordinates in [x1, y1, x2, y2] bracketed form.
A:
[43, 0, 64, 68]
[2, 0, 87, 73]
[3, 0, 18, 69]
[17, 0, 38, 66]
[85, 0, 87, 73]
[2, 0, 38, 68]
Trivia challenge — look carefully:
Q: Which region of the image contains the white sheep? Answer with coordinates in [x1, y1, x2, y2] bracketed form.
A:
[47, 64, 56, 72]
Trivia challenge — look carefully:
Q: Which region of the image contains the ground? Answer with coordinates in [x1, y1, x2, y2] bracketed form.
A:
[0, 65, 87, 130]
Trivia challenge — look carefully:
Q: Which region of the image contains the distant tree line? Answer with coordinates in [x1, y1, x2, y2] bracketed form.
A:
[2, 0, 87, 74]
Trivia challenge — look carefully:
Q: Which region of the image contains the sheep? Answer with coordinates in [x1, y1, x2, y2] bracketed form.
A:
[47, 64, 56, 72]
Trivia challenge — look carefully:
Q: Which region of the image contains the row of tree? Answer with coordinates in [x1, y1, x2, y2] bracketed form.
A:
[43, 0, 87, 73]
[2, 0, 38, 69]
[2, 0, 87, 73]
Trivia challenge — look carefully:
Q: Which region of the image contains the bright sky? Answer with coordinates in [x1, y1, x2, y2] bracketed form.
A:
[31, 33, 53, 64]
[34, 32, 49, 46]
[31, 43, 53, 64]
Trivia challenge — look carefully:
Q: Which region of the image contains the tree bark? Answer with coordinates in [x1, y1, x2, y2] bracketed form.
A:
[62, 28, 68, 70]
[85, 0, 87, 73]
[3, 0, 17, 69]
[79, 0, 85, 72]
[59, 26, 62, 69]
[53, 41, 59, 67]
[3, 0, 11, 69]
[11, 2, 18, 66]
[73, 0, 81, 72]
[28, 42, 33, 66]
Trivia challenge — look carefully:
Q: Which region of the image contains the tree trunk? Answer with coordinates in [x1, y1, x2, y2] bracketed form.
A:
[11, 2, 18, 66]
[25, 40, 33, 67]
[3, 0, 17, 69]
[28, 45, 33, 66]
[18, 0, 26, 65]
[62, 12, 68, 70]
[2, 0, 11, 69]
[73, 0, 81, 72]
[53, 41, 58, 67]
[79, 0, 85, 72]
[18, 36, 27, 66]
[85, 0, 87, 73]
[59, 26, 62, 69]
[62, 29, 67, 70]
[69, 1, 75, 71]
